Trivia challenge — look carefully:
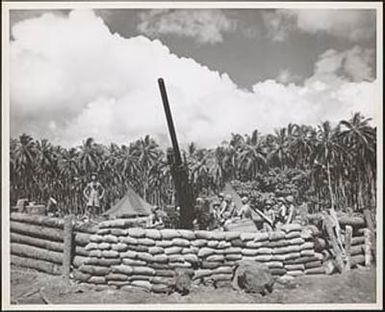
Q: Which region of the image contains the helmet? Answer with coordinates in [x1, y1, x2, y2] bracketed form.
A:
[219, 193, 225, 198]
[225, 194, 232, 201]
[286, 195, 294, 203]
[241, 196, 249, 204]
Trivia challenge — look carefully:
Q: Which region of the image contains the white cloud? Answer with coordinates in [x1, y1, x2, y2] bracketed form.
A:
[137, 9, 237, 44]
[275, 69, 301, 84]
[264, 9, 375, 42]
[10, 10, 377, 148]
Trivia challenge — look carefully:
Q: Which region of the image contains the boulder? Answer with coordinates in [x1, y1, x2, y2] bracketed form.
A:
[231, 260, 275, 296]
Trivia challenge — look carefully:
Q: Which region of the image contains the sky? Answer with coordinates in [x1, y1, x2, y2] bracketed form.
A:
[9, 7, 378, 148]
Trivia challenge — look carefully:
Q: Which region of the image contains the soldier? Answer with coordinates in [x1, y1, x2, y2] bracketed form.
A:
[219, 194, 237, 222]
[83, 172, 105, 218]
[147, 206, 165, 229]
[238, 196, 252, 219]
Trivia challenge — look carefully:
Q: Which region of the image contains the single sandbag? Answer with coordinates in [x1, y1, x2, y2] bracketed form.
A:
[128, 228, 146, 238]
[119, 236, 138, 245]
[209, 231, 226, 241]
[73, 270, 91, 282]
[224, 231, 241, 241]
[230, 238, 245, 247]
[268, 231, 285, 241]
[242, 249, 258, 256]
[285, 231, 301, 239]
[132, 266, 155, 276]
[245, 241, 264, 248]
[85, 257, 121, 266]
[112, 264, 133, 275]
[79, 265, 110, 276]
[214, 266, 233, 275]
[240, 232, 256, 241]
[148, 246, 164, 255]
[281, 223, 302, 233]
[145, 229, 162, 240]
[111, 242, 128, 252]
[300, 242, 315, 250]
[225, 254, 242, 261]
[152, 254, 168, 263]
[183, 254, 199, 263]
[270, 268, 287, 276]
[155, 269, 175, 277]
[305, 267, 325, 275]
[102, 250, 119, 258]
[160, 229, 180, 240]
[110, 229, 127, 236]
[201, 261, 222, 269]
[191, 239, 208, 247]
[165, 246, 183, 255]
[182, 247, 199, 254]
[255, 254, 273, 262]
[266, 261, 284, 268]
[121, 258, 146, 266]
[88, 276, 106, 284]
[90, 234, 104, 243]
[206, 254, 224, 262]
[177, 230, 196, 240]
[304, 260, 322, 269]
[286, 270, 304, 276]
[256, 247, 273, 255]
[168, 261, 191, 269]
[195, 230, 211, 240]
[168, 254, 184, 263]
[193, 269, 212, 280]
[98, 242, 111, 250]
[217, 241, 231, 249]
[283, 252, 301, 261]
[151, 284, 171, 293]
[300, 249, 315, 257]
[172, 238, 190, 247]
[207, 240, 219, 248]
[156, 240, 173, 248]
[120, 250, 137, 259]
[137, 237, 156, 246]
[105, 273, 129, 281]
[89, 250, 102, 258]
[198, 247, 216, 258]
[284, 264, 305, 271]
[137, 252, 154, 263]
[131, 280, 152, 291]
[224, 247, 242, 254]
[151, 263, 170, 270]
[97, 228, 110, 235]
[103, 234, 119, 244]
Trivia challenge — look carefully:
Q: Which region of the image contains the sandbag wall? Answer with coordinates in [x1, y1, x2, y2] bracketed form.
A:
[10, 213, 95, 275]
[76, 223, 330, 292]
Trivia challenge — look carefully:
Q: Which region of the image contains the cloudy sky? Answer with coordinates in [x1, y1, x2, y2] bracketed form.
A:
[9, 7, 378, 148]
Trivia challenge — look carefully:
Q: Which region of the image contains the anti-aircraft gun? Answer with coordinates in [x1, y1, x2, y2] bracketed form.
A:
[157, 78, 195, 229]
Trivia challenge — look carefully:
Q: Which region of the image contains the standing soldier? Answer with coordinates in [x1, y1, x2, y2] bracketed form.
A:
[83, 172, 105, 219]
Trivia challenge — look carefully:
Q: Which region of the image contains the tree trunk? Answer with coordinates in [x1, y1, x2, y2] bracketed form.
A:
[327, 162, 335, 209]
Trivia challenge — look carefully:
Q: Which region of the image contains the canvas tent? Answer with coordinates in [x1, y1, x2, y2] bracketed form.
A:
[104, 187, 153, 218]
[222, 182, 243, 209]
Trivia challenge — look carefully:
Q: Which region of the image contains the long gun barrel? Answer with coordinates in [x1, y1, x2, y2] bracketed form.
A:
[158, 78, 182, 165]
[157, 78, 194, 229]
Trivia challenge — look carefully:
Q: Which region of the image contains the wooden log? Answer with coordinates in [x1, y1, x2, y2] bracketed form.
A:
[11, 221, 63, 242]
[363, 209, 375, 232]
[10, 232, 63, 252]
[308, 213, 365, 227]
[343, 225, 353, 272]
[11, 255, 62, 275]
[10, 213, 64, 228]
[11, 243, 63, 264]
[363, 229, 373, 266]
[63, 215, 74, 278]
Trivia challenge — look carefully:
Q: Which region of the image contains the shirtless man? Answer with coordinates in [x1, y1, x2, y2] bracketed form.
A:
[83, 173, 105, 218]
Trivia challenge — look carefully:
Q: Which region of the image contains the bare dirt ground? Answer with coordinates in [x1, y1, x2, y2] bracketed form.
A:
[9, 264, 376, 305]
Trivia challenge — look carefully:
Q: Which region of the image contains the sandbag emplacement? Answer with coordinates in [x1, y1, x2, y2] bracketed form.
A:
[11, 255, 61, 275]
[11, 243, 63, 264]
[11, 221, 63, 242]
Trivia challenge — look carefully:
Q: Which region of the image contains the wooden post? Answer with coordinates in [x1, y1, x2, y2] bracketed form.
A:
[363, 228, 373, 267]
[323, 214, 344, 273]
[363, 209, 375, 232]
[62, 215, 74, 279]
[344, 225, 353, 272]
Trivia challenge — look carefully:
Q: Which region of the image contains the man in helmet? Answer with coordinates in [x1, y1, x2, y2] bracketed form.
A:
[238, 196, 252, 219]
[147, 206, 165, 229]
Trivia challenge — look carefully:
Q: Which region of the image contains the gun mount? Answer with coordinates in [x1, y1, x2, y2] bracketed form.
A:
[158, 78, 195, 229]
